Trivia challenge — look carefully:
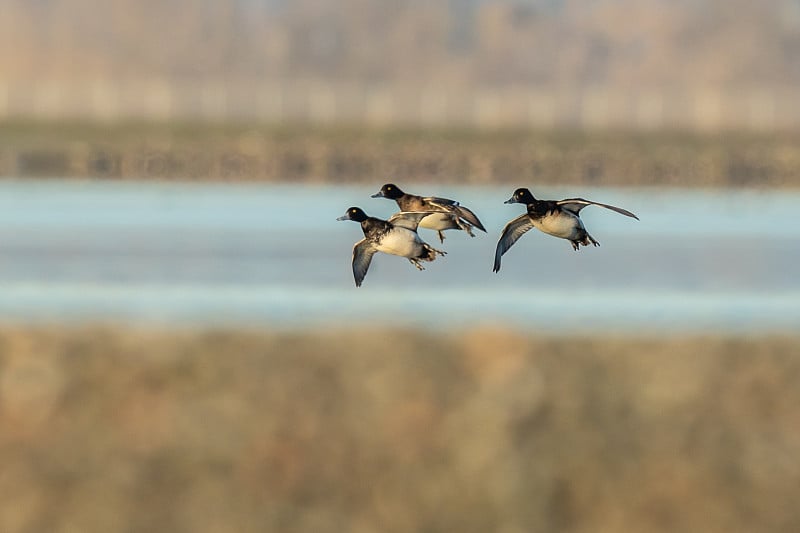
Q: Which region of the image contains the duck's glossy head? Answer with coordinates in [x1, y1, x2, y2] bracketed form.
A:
[504, 188, 536, 205]
[371, 183, 404, 200]
[337, 207, 369, 222]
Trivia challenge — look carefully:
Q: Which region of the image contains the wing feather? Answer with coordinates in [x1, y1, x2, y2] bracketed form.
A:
[352, 239, 378, 287]
[453, 204, 486, 232]
[423, 196, 460, 208]
[424, 197, 486, 232]
[387, 211, 431, 231]
[557, 198, 639, 220]
[493, 213, 534, 273]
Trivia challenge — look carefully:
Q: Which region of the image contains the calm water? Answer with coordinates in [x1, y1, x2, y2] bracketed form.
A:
[0, 179, 798, 333]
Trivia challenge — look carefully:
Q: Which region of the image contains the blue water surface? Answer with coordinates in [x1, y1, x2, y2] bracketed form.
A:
[0, 179, 797, 333]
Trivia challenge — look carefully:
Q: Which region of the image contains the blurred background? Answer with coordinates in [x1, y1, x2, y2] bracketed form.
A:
[1, 1, 799, 532]
[3, 0, 800, 129]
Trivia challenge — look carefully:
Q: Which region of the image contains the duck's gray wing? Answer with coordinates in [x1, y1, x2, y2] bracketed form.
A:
[454, 205, 486, 231]
[557, 198, 639, 220]
[493, 213, 534, 273]
[387, 211, 431, 231]
[352, 239, 378, 287]
[425, 197, 486, 232]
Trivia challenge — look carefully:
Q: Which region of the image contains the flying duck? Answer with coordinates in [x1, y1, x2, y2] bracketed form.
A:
[493, 188, 639, 272]
[371, 183, 486, 243]
[337, 207, 447, 287]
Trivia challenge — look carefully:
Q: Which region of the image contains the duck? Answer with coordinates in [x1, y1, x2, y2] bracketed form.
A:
[337, 207, 447, 287]
[493, 188, 639, 272]
[371, 183, 486, 243]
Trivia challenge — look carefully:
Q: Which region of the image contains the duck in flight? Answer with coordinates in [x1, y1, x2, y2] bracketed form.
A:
[371, 183, 486, 243]
[493, 188, 639, 272]
[337, 207, 446, 287]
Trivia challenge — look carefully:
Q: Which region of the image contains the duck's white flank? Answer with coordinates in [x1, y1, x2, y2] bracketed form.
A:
[376, 228, 424, 257]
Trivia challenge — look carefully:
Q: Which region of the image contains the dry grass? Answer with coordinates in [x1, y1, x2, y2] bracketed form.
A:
[1, 325, 799, 533]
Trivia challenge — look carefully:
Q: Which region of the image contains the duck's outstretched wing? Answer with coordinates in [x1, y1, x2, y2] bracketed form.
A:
[454, 205, 486, 232]
[557, 198, 639, 220]
[425, 197, 486, 232]
[493, 213, 534, 273]
[352, 239, 378, 287]
[387, 211, 432, 231]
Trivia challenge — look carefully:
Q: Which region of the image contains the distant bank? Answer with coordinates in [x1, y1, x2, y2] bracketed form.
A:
[1, 121, 799, 187]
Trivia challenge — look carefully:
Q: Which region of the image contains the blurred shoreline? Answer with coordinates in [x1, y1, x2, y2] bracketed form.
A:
[1, 120, 799, 187]
[1, 324, 798, 532]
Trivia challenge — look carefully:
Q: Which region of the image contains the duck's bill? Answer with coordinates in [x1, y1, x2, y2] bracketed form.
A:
[504, 197, 516, 204]
[370, 191, 385, 198]
[336, 215, 350, 221]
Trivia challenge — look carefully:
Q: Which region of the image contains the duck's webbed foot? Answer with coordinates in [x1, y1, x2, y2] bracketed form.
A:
[429, 246, 447, 258]
[409, 258, 426, 271]
[572, 235, 600, 250]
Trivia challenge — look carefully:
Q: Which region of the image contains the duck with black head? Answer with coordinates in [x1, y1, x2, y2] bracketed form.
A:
[493, 188, 639, 272]
[371, 183, 486, 243]
[337, 207, 446, 287]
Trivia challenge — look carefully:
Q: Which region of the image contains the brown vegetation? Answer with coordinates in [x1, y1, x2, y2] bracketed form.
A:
[1, 325, 798, 532]
[2, 121, 800, 187]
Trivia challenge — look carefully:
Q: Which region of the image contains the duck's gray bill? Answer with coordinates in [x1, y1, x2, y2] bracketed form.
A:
[336, 215, 349, 221]
[370, 192, 384, 198]
[504, 197, 515, 204]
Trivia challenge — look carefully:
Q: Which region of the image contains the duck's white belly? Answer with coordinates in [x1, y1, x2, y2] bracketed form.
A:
[533, 211, 583, 240]
[418, 212, 457, 231]
[376, 228, 423, 257]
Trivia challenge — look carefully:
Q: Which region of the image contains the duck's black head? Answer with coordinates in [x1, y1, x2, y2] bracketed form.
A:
[371, 183, 404, 200]
[337, 207, 369, 223]
[504, 188, 536, 205]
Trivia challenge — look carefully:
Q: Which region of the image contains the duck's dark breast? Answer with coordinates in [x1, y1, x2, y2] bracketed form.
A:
[362, 219, 391, 240]
[528, 200, 559, 218]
